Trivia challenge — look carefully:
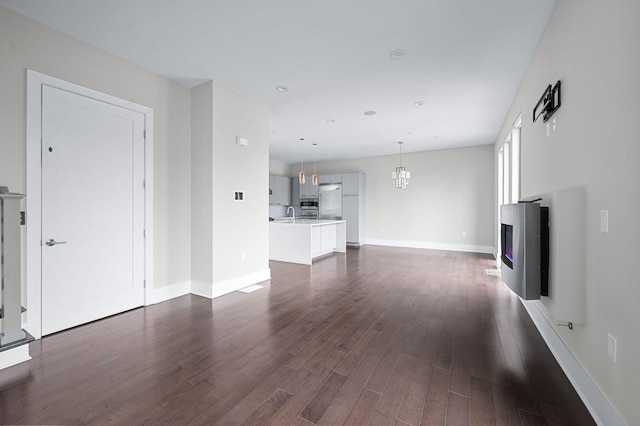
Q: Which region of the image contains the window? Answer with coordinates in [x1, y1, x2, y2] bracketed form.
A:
[497, 114, 522, 259]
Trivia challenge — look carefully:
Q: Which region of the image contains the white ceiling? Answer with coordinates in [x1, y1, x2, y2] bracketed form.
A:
[1, 0, 556, 164]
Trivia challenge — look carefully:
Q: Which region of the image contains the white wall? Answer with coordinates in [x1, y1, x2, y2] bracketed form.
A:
[190, 82, 271, 298]
[212, 82, 270, 291]
[0, 6, 192, 292]
[190, 82, 214, 292]
[494, 0, 640, 423]
[269, 159, 289, 176]
[309, 145, 494, 252]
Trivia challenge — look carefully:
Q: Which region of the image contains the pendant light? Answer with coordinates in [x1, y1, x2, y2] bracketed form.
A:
[298, 138, 305, 184]
[312, 143, 319, 186]
[392, 141, 410, 189]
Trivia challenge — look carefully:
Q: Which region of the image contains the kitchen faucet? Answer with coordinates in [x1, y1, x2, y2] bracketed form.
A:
[287, 206, 295, 222]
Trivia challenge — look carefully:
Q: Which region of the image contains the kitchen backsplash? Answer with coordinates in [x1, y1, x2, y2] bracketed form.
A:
[269, 204, 287, 218]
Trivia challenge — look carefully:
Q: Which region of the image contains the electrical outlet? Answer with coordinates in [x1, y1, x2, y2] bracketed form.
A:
[240, 252, 246, 262]
[607, 333, 617, 363]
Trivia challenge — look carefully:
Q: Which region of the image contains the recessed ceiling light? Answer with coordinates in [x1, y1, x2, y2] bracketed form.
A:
[413, 101, 424, 107]
[389, 49, 406, 60]
[276, 85, 288, 92]
[327, 119, 335, 124]
[364, 110, 377, 116]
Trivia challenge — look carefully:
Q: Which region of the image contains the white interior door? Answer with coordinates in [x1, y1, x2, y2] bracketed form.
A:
[41, 85, 145, 335]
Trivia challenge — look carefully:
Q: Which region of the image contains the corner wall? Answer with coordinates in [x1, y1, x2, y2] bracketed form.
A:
[190, 82, 214, 294]
[212, 83, 270, 295]
[494, 0, 640, 423]
[191, 82, 271, 298]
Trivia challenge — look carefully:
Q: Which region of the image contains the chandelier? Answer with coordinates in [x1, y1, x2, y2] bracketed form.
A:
[392, 141, 410, 189]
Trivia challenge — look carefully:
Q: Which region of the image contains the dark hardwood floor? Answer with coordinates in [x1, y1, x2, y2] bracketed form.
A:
[0, 246, 594, 425]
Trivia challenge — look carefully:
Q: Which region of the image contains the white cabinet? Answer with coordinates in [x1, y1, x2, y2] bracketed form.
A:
[281, 176, 291, 205]
[269, 174, 292, 205]
[342, 172, 360, 196]
[341, 172, 366, 246]
[291, 179, 300, 206]
[319, 174, 342, 184]
[269, 174, 275, 204]
[299, 178, 319, 199]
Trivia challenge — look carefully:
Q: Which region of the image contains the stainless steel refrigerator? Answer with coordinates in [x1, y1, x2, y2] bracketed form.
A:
[319, 183, 342, 219]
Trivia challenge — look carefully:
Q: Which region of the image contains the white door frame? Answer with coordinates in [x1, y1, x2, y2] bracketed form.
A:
[26, 70, 154, 339]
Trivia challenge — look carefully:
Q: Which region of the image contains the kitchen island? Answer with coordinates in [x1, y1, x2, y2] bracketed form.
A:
[269, 219, 346, 265]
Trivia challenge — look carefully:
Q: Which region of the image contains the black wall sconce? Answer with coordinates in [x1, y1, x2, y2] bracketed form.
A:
[533, 80, 561, 123]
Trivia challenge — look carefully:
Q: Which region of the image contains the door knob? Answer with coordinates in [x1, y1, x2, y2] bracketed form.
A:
[45, 239, 67, 246]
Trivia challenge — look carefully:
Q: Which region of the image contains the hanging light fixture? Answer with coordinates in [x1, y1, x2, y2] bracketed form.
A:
[312, 143, 319, 186]
[392, 141, 410, 189]
[298, 138, 306, 184]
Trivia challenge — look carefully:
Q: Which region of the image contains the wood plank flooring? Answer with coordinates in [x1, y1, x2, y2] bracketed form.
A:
[0, 246, 594, 425]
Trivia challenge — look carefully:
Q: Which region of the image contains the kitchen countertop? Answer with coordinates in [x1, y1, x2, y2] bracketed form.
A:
[270, 219, 345, 225]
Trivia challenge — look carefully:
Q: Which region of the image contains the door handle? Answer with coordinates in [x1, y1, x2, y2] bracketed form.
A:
[45, 239, 67, 247]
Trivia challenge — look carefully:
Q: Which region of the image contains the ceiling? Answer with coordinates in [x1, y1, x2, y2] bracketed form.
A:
[1, 0, 556, 164]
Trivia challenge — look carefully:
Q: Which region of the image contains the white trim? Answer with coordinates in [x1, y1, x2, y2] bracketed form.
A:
[0, 345, 31, 370]
[522, 300, 626, 426]
[213, 269, 271, 298]
[26, 70, 154, 339]
[191, 281, 215, 299]
[365, 238, 495, 255]
[191, 269, 272, 299]
[513, 113, 523, 129]
[146, 281, 191, 305]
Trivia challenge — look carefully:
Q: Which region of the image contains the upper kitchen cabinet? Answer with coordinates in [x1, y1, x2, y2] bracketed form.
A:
[269, 174, 291, 205]
[269, 174, 275, 204]
[299, 178, 319, 199]
[318, 174, 342, 184]
[342, 172, 363, 196]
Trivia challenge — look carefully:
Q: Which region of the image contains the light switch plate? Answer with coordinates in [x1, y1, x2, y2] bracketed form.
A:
[607, 333, 617, 363]
[600, 210, 609, 233]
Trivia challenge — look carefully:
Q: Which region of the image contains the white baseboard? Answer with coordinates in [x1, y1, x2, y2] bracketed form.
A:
[191, 280, 214, 299]
[365, 238, 495, 255]
[522, 300, 625, 426]
[0, 345, 31, 370]
[212, 269, 271, 298]
[191, 269, 272, 299]
[146, 280, 192, 305]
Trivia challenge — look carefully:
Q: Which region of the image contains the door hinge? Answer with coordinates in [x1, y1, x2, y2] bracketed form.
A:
[143, 180, 146, 189]
[143, 279, 146, 288]
[143, 230, 146, 238]
[143, 130, 146, 140]
[20, 211, 26, 225]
